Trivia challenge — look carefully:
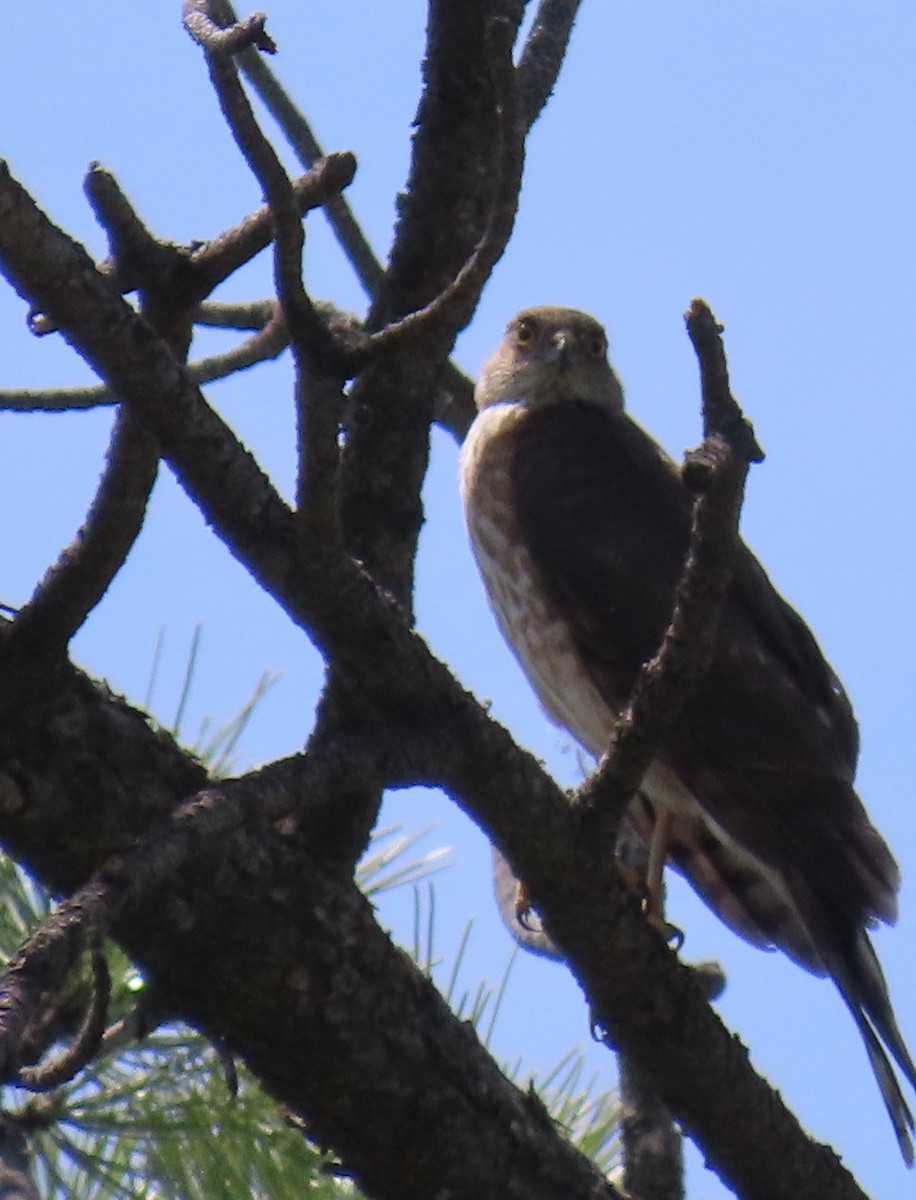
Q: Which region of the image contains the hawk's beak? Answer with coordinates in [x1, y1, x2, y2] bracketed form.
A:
[550, 330, 572, 372]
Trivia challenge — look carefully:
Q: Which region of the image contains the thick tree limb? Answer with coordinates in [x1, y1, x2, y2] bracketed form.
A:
[0, 671, 622, 1200]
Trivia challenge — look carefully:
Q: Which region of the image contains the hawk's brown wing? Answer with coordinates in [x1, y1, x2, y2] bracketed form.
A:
[508, 397, 916, 1157]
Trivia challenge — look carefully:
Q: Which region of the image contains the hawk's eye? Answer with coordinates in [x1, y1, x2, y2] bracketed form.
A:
[587, 332, 607, 358]
[515, 318, 538, 348]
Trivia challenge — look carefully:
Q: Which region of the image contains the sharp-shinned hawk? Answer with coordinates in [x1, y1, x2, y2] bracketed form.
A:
[460, 304, 916, 1162]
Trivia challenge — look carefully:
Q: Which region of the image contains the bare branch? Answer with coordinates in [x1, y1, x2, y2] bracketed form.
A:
[192, 153, 357, 293]
[17, 946, 110, 1093]
[191, 312, 289, 379]
[190, 10, 335, 361]
[195, 298, 276, 330]
[188, 2, 348, 542]
[213, 0, 386, 298]
[0, 890, 105, 1086]
[0, 334, 283, 411]
[9, 155, 356, 354]
[205, 1, 484, 445]
[362, 17, 524, 358]
[516, 0, 584, 128]
[0, 384, 117, 414]
[6, 409, 158, 658]
[182, 1, 275, 55]
[619, 1060, 684, 1200]
[0, 162, 308, 635]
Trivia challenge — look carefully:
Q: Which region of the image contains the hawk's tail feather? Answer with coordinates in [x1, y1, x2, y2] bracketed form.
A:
[843, 997, 914, 1167]
[834, 931, 916, 1166]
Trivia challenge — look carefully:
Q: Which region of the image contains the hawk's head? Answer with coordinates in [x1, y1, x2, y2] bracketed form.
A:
[475, 306, 625, 414]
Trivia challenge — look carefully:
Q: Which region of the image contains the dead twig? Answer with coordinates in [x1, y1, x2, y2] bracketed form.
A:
[17, 945, 111, 1093]
[181, 1, 275, 55]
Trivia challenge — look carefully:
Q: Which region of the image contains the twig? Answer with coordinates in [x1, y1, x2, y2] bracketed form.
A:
[11, 156, 356, 348]
[181, 1, 275, 55]
[0, 338, 283, 412]
[186, 1, 347, 539]
[17, 946, 111, 1093]
[0, 384, 118, 414]
[7, 408, 158, 659]
[191, 314, 289, 380]
[0, 161, 357, 413]
[213, 0, 386, 298]
[575, 299, 763, 844]
[0, 889, 107, 1085]
[185, 5, 335, 364]
[0, 162, 321, 647]
[195, 297, 276, 330]
[202, 1, 483, 439]
[192, 154, 357, 293]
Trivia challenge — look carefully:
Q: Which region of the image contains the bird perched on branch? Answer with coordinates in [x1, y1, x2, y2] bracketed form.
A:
[459, 304, 916, 1163]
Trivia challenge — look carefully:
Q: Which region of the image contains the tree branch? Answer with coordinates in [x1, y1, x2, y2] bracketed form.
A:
[186, 1, 347, 542]
[6, 408, 158, 661]
[0, 686, 624, 1200]
[0, 1116, 40, 1200]
[16, 946, 110, 1093]
[213, 0, 386, 298]
[181, 2, 275, 55]
[515, 0, 585, 127]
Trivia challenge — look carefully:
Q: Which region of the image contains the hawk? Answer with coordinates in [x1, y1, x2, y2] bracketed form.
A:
[460, 304, 916, 1162]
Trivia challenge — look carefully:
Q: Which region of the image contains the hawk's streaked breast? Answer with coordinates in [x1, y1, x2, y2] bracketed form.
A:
[460, 401, 615, 755]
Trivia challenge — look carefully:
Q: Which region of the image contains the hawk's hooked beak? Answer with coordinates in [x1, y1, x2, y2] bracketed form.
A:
[549, 329, 572, 372]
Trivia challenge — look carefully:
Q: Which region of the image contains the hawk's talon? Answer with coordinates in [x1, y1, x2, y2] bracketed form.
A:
[640, 897, 684, 950]
[514, 879, 540, 931]
[662, 919, 685, 952]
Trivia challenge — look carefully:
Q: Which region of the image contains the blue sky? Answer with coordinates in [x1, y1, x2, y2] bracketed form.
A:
[2, 4, 915, 1197]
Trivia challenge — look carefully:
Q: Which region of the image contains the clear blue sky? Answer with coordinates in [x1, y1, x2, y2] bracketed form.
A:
[2, 5, 915, 1198]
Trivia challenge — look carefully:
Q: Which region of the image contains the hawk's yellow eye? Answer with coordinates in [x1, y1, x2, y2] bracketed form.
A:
[515, 318, 537, 348]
